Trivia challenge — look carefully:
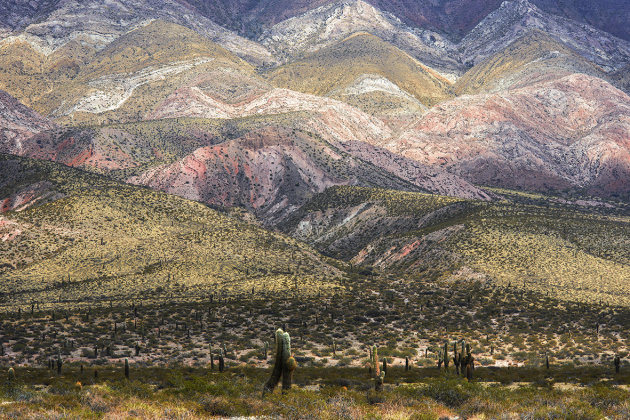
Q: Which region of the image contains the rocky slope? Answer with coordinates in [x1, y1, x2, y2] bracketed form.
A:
[279, 185, 630, 305]
[0, 0, 273, 66]
[0, 90, 56, 156]
[459, 0, 630, 73]
[260, 0, 462, 78]
[530, 0, 630, 42]
[127, 122, 489, 223]
[171, 0, 630, 44]
[389, 74, 630, 198]
[0, 20, 261, 124]
[0, 0, 62, 31]
[127, 126, 421, 223]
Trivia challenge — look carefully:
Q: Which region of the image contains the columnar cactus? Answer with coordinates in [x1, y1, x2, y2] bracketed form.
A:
[546, 352, 550, 370]
[463, 344, 475, 381]
[458, 340, 467, 375]
[7, 367, 15, 381]
[57, 356, 63, 375]
[443, 341, 449, 370]
[371, 345, 385, 391]
[614, 355, 621, 374]
[218, 348, 225, 372]
[124, 358, 130, 380]
[264, 341, 269, 360]
[263, 329, 297, 395]
[453, 342, 460, 375]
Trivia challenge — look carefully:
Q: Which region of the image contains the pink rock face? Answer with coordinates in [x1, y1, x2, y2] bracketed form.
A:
[0, 181, 56, 213]
[0, 90, 56, 155]
[127, 123, 487, 223]
[389, 74, 630, 197]
[128, 126, 348, 222]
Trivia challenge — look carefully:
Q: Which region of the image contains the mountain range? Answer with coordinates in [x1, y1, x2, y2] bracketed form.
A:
[0, 0, 629, 221]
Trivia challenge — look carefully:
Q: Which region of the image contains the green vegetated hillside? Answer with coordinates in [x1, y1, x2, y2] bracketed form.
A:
[0, 154, 345, 308]
[280, 186, 630, 306]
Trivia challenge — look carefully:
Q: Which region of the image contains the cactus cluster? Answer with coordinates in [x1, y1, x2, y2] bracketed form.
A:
[263, 329, 296, 395]
[437, 340, 475, 380]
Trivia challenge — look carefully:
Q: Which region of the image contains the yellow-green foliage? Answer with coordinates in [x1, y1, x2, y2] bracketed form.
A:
[0, 20, 254, 125]
[0, 156, 343, 307]
[294, 186, 630, 306]
[2, 366, 629, 419]
[454, 30, 602, 95]
[300, 186, 462, 217]
[455, 204, 630, 305]
[267, 32, 453, 107]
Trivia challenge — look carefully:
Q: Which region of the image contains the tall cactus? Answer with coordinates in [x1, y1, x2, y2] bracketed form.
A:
[218, 348, 225, 372]
[124, 358, 130, 380]
[371, 345, 385, 391]
[453, 342, 460, 375]
[443, 341, 449, 371]
[263, 329, 297, 395]
[281, 333, 297, 391]
[464, 344, 475, 381]
[458, 340, 467, 375]
[545, 352, 550, 370]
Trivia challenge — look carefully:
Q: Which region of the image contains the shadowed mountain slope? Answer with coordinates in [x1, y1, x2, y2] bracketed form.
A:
[459, 0, 630, 72]
[0, 90, 57, 156]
